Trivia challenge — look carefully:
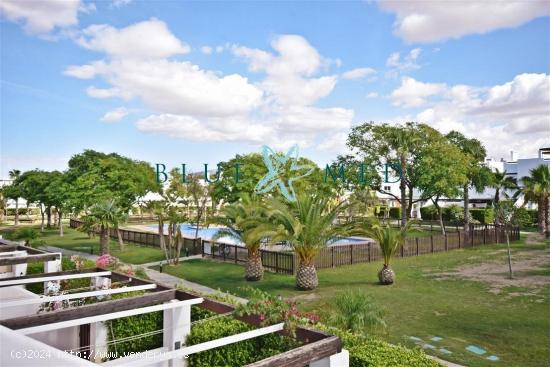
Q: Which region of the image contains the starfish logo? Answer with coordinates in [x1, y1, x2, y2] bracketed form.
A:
[255, 145, 315, 202]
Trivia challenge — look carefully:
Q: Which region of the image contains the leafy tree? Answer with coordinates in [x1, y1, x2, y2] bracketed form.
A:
[352, 218, 417, 285]
[416, 140, 470, 234]
[347, 122, 439, 226]
[494, 201, 524, 279]
[17, 170, 55, 231]
[522, 164, 550, 237]
[4, 169, 22, 225]
[66, 150, 158, 213]
[11, 228, 41, 247]
[446, 131, 490, 232]
[267, 193, 349, 290]
[44, 171, 72, 236]
[210, 194, 274, 281]
[187, 173, 213, 239]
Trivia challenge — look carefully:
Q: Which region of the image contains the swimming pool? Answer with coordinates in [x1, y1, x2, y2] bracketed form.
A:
[147, 224, 369, 246]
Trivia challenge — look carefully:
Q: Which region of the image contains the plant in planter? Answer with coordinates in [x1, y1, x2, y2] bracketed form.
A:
[235, 288, 319, 336]
[353, 218, 417, 285]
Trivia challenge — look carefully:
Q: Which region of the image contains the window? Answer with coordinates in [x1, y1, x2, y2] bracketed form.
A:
[383, 185, 391, 191]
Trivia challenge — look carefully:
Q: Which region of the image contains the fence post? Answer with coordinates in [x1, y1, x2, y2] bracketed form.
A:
[471, 226, 474, 247]
[458, 230, 461, 248]
[430, 235, 434, 253]
[350, 245, 353, 265]
[416, 237, 419, 256]
[444, 233, 448, 251]
[368, 243, 371, 262]
[235, 245, 237, 264]
[276, 253, 279, 273]
[331, 247, 335, 268]
[400, 243, 404, 257]
[483, 224, 487, 244]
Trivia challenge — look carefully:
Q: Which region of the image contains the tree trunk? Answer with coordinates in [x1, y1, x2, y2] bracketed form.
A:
[463, 184, 470, 233]
[117, 228, 124, 251]
[158, 217, 165, 250]
[505, 230, 513, 279]
[296, 260, 318, 290]
[99, 225, 109, 255]
[46, 206, 52, 228]
[245, 249, 264, 281]
[399, 156, 408, 227]
[537, 197, 544, 234]
[545, 196, 549, 238]
[433, 199, 445, 235]
[407, 185, 414, 218]
[58, 210, 63, 237]
[40, 205, 45, 232]
[14, 198, 19, 226]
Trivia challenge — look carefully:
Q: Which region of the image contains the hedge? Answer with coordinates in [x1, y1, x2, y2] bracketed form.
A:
[186, 317, 298, 367]
[316, 325, 441, 367]
[389, 207, 401, 219]
[470, 208, 494, 225]
[6, 208, 39, 216]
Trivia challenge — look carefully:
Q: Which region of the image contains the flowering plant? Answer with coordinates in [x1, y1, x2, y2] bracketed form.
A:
[70, 255, 85, 271]
[235, 288, 319, 336]
[96, 254, 119, 268]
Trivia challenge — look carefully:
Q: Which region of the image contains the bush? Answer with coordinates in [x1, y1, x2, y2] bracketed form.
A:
[316, 325, 441, 367]
[526, 209, 538, 227]
[470, 208, 494, 224]
[25, 256, 95, 294]
[443, 205, 463, 222]
[6, 208, 39, 216]
[389, 207, 401, 219]
[186, 317, 298, 367]
[420, 206, 438, 220]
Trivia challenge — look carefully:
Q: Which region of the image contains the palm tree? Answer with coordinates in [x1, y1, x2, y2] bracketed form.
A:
[329, 290, 386, 334]
[491, 169, 517, 205]
[268, 193, 349, 290]
[353, 218, 416, 284]
[522, 165, 550, 237]
[85, 200, 126, 255]
[145, 200, 168, 253]
[210, 195, 273, 281]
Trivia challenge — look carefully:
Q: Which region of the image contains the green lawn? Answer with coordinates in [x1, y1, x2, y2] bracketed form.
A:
[157, 238, 550, 367]
[0, 225, 165, 264]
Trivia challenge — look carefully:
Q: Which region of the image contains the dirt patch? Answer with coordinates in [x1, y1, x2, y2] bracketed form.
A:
[525, 232, 546, 245]
[288, 293, 320, 302]
[431, 249, 550, 295]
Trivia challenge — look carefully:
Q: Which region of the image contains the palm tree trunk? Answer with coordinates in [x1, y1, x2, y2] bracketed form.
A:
[117, 228, 124, 251]
[545, 196, 549, 238]
[245, 248, 264, 281]
[407, 185, 414, 218]
[99, 224, 109, 255]
[296, 259, 318, 290]
[14, 198, 19, 226]
[537, 197, 544, 234]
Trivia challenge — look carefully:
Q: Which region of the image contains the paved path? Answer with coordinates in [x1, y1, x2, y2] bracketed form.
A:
[38, 245, 246, 304]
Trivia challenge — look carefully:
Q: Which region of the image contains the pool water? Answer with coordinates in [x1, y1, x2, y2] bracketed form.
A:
[147, 224, 368, 246]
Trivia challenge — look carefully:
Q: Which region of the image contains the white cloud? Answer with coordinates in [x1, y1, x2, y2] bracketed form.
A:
[391, 77, 446, 107]
[111, 0, 133, 8]
[76, 19, 190, 59]
[215, 45, 225, 53]
[410, 73, 550, 159]
[366, 92, 379, 98]
[101, 107, 129, 122]
[342, 67, 376, 80]
[386, 48, 422, 73]
[0, 0, 89, 36]
[318, 132, 350, 153]
[200, 46, 213, 55]
[67, 26, 353, 148]
[379, 0, 550, 43]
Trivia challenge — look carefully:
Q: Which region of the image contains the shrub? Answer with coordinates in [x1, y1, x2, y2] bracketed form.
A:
[443, 205, 463, 222]
[25, 256, 95, 294]
[315, 325, 441, 367]
[8, 228, 41, 246]
[389, 207, 401, 219]
[420, 206, 438, 220]
[470, 208, 494, 224]
[328, 290, 385, 334]
[186, 317, 298, 367]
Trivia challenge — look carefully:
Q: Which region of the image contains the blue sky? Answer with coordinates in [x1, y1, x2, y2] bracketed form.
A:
[1, 0, 549, 177]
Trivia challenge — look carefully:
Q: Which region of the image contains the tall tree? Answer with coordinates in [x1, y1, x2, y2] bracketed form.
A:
[5, 170, 22, 225]
[187, 174, 212, 239]
[347, 122, 438, 227]
[416, 140, 470, 234]
[446, 131, 490, 232]
[491, 169, 518, 205]
[84, 200, 126, 255]
[44, 171, 72, 236]
[17, 170, 54, 232]
[522, 165, 550, 237]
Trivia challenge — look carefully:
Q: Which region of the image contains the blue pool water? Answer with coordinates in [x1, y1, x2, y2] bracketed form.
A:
[147, 224, 368, 246]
